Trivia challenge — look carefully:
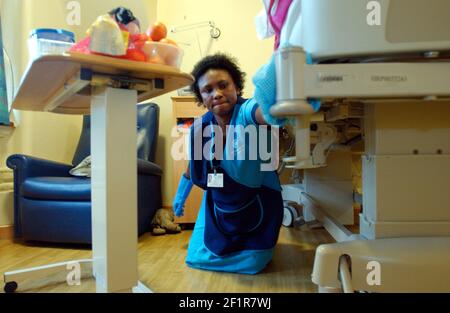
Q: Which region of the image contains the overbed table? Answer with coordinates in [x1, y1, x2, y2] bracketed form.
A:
[4, 52, 193, 293]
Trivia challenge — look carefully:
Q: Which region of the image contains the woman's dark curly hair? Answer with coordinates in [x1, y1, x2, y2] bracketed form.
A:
[190, 53, 246, 104]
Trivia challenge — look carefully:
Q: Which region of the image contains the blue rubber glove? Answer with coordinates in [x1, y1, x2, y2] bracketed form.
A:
[253, 54, 287, 126]
[172, 174, 194, 217]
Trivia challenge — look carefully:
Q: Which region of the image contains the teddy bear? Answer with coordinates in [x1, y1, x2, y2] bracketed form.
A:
[151, 208, 182, 236]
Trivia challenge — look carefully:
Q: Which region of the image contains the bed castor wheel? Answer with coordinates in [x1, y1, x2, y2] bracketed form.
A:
[4, 281, 18, 293]
[282, 201, 304, 227]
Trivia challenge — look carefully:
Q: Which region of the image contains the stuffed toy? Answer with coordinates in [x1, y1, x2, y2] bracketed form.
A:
[151, 208, 182, 236]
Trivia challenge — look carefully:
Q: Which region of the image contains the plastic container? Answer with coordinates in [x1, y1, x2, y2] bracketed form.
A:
[28, 29, 75, 61]
[142, 41, 184, 68]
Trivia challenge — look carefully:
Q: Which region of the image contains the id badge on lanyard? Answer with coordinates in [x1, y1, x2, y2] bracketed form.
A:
[207, 170, 224, 188]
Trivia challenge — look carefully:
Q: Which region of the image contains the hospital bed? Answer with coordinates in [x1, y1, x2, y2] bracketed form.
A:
[276, 0, 450, 292]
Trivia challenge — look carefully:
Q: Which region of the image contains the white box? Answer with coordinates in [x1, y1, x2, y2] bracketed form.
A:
[364, 101, 450, 155]
[361, 155, 450, 238]
[363, 155, 450, 221]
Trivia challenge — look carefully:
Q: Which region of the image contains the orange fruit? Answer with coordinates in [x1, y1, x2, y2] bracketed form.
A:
[147, 54, 166, 65]
[130, 33, 149, 42]
[146, 22, 167, 41]
[122, 48, 147, 62]
[160, 38, 178, 46]
[130, 34, 148, 50]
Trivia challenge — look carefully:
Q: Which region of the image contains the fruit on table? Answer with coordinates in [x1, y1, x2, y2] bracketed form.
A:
[160, 38, 177, 46]
[130, 33, 149, 42]
[147, 54, 165, 65]
[146, 22, 167, 41]
[124, 48, 147, 62]
[130, 33, 150, 50]
[89, 14, 127, 56]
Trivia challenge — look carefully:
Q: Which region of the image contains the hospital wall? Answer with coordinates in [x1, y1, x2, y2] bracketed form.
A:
[0, 0, 157, 166]
[0, 0, 279, 224]
[154, 0, 276, 207]
[0, 0, 157, 226]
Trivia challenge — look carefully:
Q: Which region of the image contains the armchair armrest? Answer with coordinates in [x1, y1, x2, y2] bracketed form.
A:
[6, 154, 74, 238]
[7, 154, 73, 182]
[138, 159, 162, 176]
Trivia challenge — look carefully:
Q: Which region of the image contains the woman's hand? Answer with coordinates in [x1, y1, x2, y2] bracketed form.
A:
[253, 54, 287, 126]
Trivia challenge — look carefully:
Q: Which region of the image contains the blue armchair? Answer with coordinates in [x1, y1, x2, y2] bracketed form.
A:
[7, 103, 162, 244]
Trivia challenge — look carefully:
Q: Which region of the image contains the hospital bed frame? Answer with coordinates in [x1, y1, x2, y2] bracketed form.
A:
[276, 49, 450, 292]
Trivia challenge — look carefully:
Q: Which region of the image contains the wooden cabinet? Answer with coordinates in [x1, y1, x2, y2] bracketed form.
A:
[172, 96, 207, 224]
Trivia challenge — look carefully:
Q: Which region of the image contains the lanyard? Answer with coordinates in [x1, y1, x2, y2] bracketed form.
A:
[209, 121, 219, 174]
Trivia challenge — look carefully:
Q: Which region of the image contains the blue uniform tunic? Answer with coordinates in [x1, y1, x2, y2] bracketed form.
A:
[186, 97, 284, 274]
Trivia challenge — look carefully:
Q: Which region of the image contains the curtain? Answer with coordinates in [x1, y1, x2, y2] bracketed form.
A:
[0, 14, 10, 125]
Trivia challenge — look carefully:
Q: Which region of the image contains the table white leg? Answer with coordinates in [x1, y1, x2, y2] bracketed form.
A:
[3, 259, 93, 292]
[91, 87, 138, 293]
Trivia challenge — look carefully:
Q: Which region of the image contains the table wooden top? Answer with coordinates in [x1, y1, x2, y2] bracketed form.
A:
[12, 52, 194, 115]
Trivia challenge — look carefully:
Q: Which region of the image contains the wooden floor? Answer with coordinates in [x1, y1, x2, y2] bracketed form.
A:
[0, 226, 335, 293]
